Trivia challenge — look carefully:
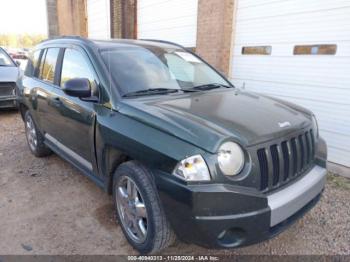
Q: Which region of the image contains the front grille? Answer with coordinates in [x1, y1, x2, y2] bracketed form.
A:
[0, 82, 16, 96]
[257, 129, 315, 192]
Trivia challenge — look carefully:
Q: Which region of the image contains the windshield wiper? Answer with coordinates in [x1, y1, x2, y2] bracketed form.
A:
[123, 88, 180, 97]
[184, 83, 232, 91]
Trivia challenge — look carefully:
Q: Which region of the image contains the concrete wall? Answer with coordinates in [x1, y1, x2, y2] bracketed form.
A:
[196, 0, 235, 76]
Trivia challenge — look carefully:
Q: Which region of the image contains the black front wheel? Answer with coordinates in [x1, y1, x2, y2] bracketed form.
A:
[113, 161, 176, 254]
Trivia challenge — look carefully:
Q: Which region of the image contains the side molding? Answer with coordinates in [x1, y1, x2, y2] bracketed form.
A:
[45, 133, 93, 172]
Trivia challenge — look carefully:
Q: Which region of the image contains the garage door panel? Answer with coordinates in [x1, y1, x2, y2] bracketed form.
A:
[138, 0, 168, 8]
[232, 0, 350, 166]
[232, 58, 350, 89]
[322, 133, 350, 167]
[327, 147, 349, 167]
[235, 8, 350, 44]
[138, 0, 197, 24]
[230, 79, 350, 106]
[138, 0, 198, 47]
[237, 0, 350, 21]
[140, 28, 197, 47]
[139, 16, 197, 32]
[87, 0, 110, 39]
[234, 42, 350, 57]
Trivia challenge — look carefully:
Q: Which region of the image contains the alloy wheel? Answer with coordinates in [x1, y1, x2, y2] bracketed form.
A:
[25, 115, 38, 152]
[116, 176, 148, 243]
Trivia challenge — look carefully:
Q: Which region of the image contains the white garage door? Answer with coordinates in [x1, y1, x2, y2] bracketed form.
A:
[230, 0, 350, 167]
[87, 0, 110, 39]
[137, 0, 198, 47]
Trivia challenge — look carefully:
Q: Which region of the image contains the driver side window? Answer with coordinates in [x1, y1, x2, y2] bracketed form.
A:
[60, 48, 97, 96]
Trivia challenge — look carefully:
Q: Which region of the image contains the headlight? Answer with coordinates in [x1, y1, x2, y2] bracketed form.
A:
[312, 115, 319, 138]
[173, 155, 211, 181]
[217, 142, 245, 176]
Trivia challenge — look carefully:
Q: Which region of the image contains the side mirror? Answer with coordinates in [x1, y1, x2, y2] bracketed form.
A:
[16, 60, 21, 66]
[62, 78, 91, 98]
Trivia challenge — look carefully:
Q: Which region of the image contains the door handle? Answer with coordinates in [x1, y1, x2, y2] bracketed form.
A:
[52, 97, 62, 106]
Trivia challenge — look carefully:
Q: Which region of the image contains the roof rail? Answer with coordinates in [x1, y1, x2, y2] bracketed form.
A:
[139, 39, 187, 49]
[39, 35, 90, 44]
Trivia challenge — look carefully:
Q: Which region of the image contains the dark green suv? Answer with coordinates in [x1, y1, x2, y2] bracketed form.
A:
[18, 36, 328, 254]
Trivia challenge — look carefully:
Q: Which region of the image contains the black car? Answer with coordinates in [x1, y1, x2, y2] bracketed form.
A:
[0, 47, 20, 108]
[18, 36, 328, 254]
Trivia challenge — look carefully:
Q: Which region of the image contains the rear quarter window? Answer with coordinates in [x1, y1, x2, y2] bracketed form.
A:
[24, 50, 42, 77]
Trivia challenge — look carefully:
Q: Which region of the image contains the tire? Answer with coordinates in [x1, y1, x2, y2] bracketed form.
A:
[24, 111, 52, 157]
[113, 161, 176, 254]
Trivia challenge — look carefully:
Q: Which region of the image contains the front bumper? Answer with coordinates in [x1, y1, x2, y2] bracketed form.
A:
[156, 164, 326, 248]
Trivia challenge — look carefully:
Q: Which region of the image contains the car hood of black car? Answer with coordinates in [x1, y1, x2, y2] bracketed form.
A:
[119, 89, 312, 153]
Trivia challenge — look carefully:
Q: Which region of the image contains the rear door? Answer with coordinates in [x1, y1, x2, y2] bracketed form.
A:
[35, 47, 61, 134]
[44, 46, 99, 173]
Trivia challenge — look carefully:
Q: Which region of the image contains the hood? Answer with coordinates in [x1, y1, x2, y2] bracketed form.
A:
[119, 89, 312, 153]
[0, 66, 19, 82]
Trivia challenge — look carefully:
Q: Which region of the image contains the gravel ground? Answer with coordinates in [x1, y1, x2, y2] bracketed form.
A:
[0, 110, 349, 255]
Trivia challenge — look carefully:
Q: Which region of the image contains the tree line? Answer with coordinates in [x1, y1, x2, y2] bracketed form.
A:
[0, 34, 47, 48]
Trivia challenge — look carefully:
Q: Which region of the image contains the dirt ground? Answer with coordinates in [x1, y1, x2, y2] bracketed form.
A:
[0, 110, 349, 255]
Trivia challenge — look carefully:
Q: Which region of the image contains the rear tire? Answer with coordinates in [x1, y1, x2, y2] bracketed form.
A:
[113, 161, 176, 254]
[24, 111, 52, 157]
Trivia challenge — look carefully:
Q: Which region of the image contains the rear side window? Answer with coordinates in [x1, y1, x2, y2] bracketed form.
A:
[24, 50, 42, 77]
[40, 48, 60, 83]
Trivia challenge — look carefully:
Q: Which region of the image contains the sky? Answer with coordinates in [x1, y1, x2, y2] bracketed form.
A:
[0, 0, 47, 35]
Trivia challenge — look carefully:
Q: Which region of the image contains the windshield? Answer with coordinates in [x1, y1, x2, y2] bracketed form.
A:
[100, 46, 231, 96]
[0, 48, 15, 67]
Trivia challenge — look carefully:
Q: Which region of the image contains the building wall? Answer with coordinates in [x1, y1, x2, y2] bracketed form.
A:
[87, 0, 136, 39]
[196, 0, 235, 76]
[46, 0, 59, 37]
[110, 0, 122, 38]
[120, 0, 137, 39]
[57, 0, 87, 36]
[46, 0, 87, 37]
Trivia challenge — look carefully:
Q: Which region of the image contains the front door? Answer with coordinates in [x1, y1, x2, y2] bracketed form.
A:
[45, 47, 100, 173]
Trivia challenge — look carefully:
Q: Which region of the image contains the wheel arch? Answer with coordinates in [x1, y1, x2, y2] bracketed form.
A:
[19, 102, 28, 120]
[103, 145, 132, 194]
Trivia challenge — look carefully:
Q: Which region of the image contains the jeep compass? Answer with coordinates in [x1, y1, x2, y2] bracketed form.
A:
[18, 37, 327, 254]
